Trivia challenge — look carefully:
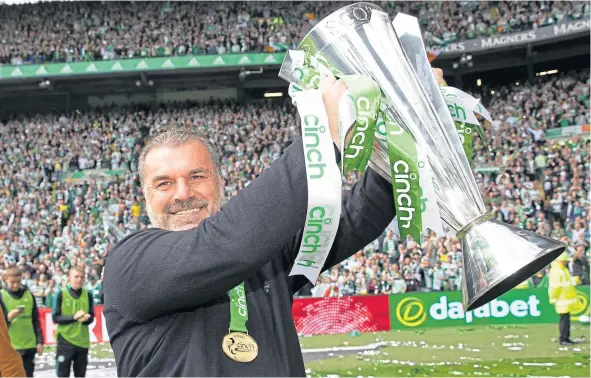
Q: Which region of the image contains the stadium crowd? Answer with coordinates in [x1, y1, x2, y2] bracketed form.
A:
[0, 1, 589, 65]
[1, 66, 589, 302]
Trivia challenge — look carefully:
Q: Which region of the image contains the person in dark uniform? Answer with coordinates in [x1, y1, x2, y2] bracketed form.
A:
[52, 266, 95, 377]
[1, 266, 44, 377]
[104, 72, 446, 376]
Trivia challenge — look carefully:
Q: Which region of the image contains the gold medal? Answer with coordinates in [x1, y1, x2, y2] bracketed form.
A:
[222, 332, 259, 363]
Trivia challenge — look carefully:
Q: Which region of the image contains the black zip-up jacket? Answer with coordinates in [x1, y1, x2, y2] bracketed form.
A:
[4, 286, 43, 353]
[52, 286, 95, 349]
[103, 137, 396, 376]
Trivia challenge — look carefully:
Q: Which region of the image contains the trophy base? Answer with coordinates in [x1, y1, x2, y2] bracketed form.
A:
[461, 219, 566, 312]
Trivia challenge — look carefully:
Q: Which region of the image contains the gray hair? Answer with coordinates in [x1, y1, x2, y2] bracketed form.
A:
[137, 129, 221, 190]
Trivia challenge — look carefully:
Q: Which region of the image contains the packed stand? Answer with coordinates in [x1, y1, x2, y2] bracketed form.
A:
[1, 1, 589, 65]
[1, 70, 589, 303]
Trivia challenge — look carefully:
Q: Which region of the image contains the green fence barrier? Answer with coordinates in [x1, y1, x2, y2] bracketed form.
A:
[0, 53, 286, 80]
[389, 286, 590, 329]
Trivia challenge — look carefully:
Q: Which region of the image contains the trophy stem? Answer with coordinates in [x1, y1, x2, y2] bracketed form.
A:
[456, 213, 495, 239]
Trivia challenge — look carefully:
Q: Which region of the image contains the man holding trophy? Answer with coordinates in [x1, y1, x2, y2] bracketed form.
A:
[104, 72, 446, 376]
[104, 2, 565, 376]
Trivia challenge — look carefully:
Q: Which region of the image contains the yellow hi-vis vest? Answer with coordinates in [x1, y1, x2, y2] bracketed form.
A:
[548, 262, 577, 314]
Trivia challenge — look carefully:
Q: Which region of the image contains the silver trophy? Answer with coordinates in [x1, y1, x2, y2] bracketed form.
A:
[282, 2, 565, 311]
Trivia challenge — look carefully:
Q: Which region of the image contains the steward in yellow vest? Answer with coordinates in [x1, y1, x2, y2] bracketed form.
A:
[52, 267, 94, 378]
[1, 266, 43, 377]
[548, 252, 578, 345]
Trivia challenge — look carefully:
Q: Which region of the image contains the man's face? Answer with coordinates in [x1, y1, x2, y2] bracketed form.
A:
[5, 275, 21, 292]
[69, 270, 85, 290]
[143, 141, 223, 231]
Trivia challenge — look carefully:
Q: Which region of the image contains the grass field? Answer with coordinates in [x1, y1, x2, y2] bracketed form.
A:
[303, 323, 590, 377]
[39, 323, 589, 377]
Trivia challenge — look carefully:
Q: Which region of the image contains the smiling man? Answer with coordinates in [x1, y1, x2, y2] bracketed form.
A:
[102, 74, 445, 376]
[141, 135, 224, 231]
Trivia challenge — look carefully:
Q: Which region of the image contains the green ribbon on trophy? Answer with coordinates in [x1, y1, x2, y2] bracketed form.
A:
[284, 50, 432, 244]
[440, 86, 492, 163]
[286, 51, 381, 283]
[289, 87, 343, 283]
[339, 75, 380, 175]
[383, 112, 423, 242]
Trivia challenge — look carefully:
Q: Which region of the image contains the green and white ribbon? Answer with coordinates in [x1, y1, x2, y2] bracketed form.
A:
[415, 143, 443, 236]
[283, 49, 449, 244]
[440, 86, 492, 162]
[442, 86, 494, 124]
[383, 113, 423, 243]
[228, 282, 248, 333]
[285, 48, 438, 243]
[289, 89, 343, 283]
[455, 121, 474, 161]
[339, 76, 381, 175]
[390, 14, 447, 239]
[284, 50, 381, 175]
[376, 112, 443, 239]
[282, 50, 381, 282]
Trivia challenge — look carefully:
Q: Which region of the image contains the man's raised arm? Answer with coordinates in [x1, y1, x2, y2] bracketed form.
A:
[104, 137, 341, 323]
[289, 167, 395, 293]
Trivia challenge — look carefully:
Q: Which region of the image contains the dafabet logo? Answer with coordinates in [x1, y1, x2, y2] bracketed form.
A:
[395, 295, 543, 327]
[395, 297, 427, 327]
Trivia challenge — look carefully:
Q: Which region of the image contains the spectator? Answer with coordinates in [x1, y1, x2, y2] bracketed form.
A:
[0, 1, 588, 64]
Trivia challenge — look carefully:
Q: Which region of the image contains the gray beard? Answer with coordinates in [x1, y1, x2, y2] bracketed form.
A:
[146, 194, 225, 231]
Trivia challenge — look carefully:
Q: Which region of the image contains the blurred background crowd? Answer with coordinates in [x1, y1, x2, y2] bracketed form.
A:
[0, 1, 589, 64]
[0, 1, 589, 305]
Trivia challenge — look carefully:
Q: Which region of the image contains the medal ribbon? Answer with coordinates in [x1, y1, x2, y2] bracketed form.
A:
[228, 282, 248, 333]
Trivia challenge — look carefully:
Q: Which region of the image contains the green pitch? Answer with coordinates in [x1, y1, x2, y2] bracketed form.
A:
[41, 323, 588, 377]
[301, 323, 589, 377]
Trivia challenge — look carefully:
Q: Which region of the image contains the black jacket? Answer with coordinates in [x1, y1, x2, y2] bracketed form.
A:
[4, 286, 43, 352]
[103, 137, 396, 376]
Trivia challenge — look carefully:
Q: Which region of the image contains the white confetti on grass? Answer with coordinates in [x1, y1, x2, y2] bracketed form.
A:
[522, 362, 557, 367]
